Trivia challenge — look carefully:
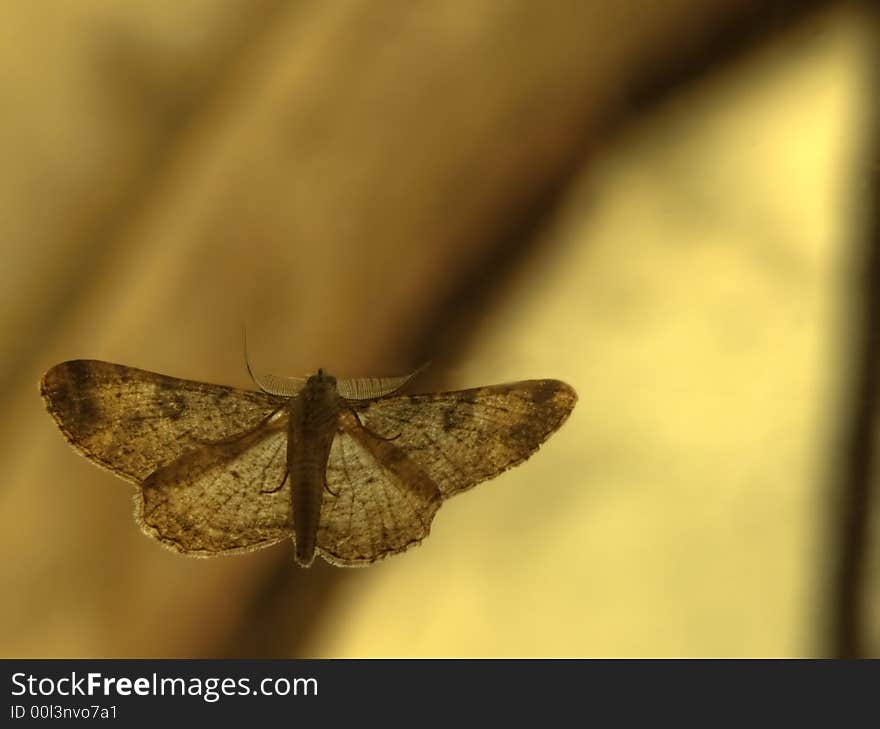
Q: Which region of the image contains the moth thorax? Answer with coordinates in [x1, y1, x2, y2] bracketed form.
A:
[299, 375, 340, 428]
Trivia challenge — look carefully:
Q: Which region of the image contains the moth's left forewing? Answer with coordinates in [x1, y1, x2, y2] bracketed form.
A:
[350, 379, 577, 498]
[316, 379, 575, 565]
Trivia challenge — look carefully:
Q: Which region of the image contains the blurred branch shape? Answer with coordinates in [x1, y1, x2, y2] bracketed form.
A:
[832, 1, 878, 658]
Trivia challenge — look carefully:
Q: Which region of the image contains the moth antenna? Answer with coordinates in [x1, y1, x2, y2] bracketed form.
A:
[242, 326, 272, 395]
[241, 326, 307, 397]
[337, 362, 431, 400]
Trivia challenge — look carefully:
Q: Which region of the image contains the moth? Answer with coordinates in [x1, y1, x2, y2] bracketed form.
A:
[40, 360, 576, 567]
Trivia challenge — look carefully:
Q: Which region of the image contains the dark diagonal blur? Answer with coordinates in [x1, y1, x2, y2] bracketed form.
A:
[0, 0, 876, 657]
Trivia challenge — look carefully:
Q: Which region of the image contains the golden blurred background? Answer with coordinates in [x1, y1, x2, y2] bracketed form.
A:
[1, 0, 876, 657]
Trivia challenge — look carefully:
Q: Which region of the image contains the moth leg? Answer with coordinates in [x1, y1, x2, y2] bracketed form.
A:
[191, 405, 286, 447]
[350, 408, 401, 441]
[261, 469, 289, 494]
[324, 478, 339, 498]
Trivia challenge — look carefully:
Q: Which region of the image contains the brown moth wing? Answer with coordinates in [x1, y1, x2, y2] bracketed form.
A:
[139, 423, 292, 555]
[41, 361, 576, 566]
[40, 360, 284, 483]
[353, 379, 577, 497]
[316, 379, 576, 565]
[317, 410, 442, 566]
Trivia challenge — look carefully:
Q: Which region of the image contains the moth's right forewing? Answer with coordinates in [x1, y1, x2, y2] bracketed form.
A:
[40, 359, 283, 482]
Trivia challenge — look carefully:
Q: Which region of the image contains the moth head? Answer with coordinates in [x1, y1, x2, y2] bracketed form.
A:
[309, 368, 336, 384]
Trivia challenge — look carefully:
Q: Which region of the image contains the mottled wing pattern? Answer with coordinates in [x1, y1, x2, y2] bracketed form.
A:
[317, 411, 441, 565]
[355, 379, 576, 497]
[40, 360, 283, 482]
[42, 360, 575, 566]
[139, 423, 292, 554]
[318, 379, 576, 564]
